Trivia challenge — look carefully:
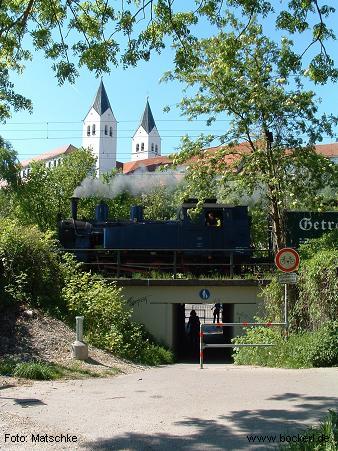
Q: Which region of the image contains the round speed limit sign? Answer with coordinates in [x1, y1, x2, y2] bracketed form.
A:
[275, 248, 300, 273]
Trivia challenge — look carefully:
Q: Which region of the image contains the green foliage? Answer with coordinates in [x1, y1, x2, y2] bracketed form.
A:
[232, 321, 338, 368]
[296, 250, 338, 330]
[281, 410, 338, 451]
[259, 230, 338, 331]
[0, 358, 17, 375]
[0, 137, 20, 188]
[78, 192, 136, 222]
[13, 361, 61, 380]
[0, 219, 66, 313]
[62, 263, 173, 365]
[299, 229, 338, 260]
[0, 1, 335, 126]
[10, 148, 95, 231]
[168, 17, 337, 249]
[141, 186, 179, 221]
[0, 358, 115, 380]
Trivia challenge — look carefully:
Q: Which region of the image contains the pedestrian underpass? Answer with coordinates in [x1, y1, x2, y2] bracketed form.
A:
[114, 279, 269, 362]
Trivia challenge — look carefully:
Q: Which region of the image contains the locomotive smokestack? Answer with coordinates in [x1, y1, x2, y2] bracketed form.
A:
[70, 196, 79, 220]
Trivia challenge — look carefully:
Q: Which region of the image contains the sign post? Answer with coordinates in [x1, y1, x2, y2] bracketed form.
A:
[275, 248, 300, 340]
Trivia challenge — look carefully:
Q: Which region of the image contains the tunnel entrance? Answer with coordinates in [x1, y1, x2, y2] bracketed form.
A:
[174, 303, 235, 362]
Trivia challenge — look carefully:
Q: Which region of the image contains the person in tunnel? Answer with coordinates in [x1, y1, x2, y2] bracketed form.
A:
[211, 303, 222, 323]
[187, 310, 200, 350]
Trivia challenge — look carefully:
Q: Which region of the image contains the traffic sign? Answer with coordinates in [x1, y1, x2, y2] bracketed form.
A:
[199, 289, 210, 300]
[275, 248, 300, 273]
[278, 272, 298, 284]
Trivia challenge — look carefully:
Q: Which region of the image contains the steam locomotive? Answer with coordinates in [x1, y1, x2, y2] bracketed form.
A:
[58, 197, 255, 275]
[58, 197, 338, 275]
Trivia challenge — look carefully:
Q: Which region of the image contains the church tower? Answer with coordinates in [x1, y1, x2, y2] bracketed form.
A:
[82, 81, 117, 176]
[131, 100, 161, 161]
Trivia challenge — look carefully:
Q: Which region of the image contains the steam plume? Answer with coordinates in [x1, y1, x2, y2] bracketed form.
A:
[73, 167, 184, 198]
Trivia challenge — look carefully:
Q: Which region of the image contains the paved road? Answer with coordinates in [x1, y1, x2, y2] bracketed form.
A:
[0, 364, 337, 450]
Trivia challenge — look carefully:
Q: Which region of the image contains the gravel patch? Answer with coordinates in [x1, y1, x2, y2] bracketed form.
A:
[0, 307, 146, 387]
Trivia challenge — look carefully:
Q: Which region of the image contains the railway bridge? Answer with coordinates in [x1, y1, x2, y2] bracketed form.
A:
[114, 278, 270, 357]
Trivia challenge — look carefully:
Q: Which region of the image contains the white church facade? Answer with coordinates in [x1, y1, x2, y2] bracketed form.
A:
[131, 99, 161, 162]
[19, 81, 338, 178]
[20, 81, 164, 178]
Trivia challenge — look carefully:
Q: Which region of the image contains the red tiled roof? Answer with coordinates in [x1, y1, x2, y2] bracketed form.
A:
[315, 143, 338, 157]
[20, 144, 77, 168]
[122, 142, 337, 174]
[123, 155, 172, 174]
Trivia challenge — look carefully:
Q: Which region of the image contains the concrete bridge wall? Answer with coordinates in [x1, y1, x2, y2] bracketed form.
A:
[115, 280, 268, 349]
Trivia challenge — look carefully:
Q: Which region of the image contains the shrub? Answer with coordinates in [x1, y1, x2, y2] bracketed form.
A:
[0, 219, 66, 313]
[62, 265, 174, 364]
[296, 250, 338, 330]
[281, 410, 338, 450]
[232, 321, 338, 368]
[310, 322, 338, 367]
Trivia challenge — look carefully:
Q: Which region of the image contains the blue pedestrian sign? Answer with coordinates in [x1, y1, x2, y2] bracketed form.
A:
[199, 289, 210, 300]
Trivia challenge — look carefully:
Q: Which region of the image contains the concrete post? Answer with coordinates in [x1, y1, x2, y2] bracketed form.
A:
[71, 316, 88, 360]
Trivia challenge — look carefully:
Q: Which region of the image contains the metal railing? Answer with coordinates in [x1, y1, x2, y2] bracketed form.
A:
[60, 247, 274, 278]
[199, 321, 287, 369]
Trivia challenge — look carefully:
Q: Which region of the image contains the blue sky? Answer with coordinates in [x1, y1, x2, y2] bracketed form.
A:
[1, 4, 337, 164]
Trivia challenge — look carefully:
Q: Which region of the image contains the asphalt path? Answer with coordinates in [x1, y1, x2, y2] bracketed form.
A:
[0, 364, 337, 450]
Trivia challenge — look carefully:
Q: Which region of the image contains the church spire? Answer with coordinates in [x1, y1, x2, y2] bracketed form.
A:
[92, 80, 111, 115]
[131, 99, 161, 162]
[140, 99, 156, 133]
[82, 81, 117, 176]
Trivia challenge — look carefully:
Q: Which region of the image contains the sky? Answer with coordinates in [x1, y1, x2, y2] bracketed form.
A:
[1, 3, 337, 164]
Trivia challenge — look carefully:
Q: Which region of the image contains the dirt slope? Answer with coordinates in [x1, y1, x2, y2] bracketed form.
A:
[0, 305, 145, 386]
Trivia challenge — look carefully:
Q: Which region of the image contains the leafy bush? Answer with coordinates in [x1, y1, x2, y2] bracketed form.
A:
[232, 321, 338, 368]
[296, 250, 338, 330]
[259, 230, 338, 333]
[62, 263, 173, 365]
[281, 410, 338, 450]
[0, 219, 66, 313]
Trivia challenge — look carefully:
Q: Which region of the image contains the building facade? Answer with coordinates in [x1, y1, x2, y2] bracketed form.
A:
[18, 81, 338, 177]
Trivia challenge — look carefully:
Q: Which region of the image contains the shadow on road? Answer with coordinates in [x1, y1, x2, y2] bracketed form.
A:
[83, 393, 338, 450]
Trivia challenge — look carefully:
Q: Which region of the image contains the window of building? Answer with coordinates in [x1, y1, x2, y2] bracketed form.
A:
[141, 142, 144, 151]
[22, 170, 26, 178]
[87, 125, 90, 136]
[136, 144, 140, 152]
[92, 124, 96, 135]
[54, 160, 57, 167]
[155, 144, 158, 152]
[104, 125, 108, 135]
[109, 127, 112, 137]
[151, 143, 154, 151]
[48, 161, 51, 168]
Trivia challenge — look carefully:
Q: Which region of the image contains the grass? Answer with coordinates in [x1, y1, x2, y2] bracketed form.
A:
[130, 270, 274, 280]
[280, 410, 338, 450]
[0, 358, 120, 381]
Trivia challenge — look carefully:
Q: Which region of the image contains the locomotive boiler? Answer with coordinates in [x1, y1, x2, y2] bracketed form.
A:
[58, 197, 253, 276]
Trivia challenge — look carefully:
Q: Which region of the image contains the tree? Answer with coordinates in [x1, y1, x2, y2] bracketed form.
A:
[0, 136, 20, 188]
[0, 1, 336, 121]
[166, 18, 337, 249]
[11, 148, 96, 230]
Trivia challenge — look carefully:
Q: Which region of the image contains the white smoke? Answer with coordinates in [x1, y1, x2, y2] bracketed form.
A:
[73, 167, 184, 198]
